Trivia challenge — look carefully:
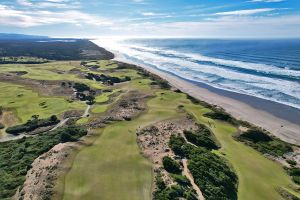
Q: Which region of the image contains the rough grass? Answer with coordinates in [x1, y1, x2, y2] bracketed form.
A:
[91, 104, 110, 114]
[0, 82, 85, 123]
[0, 62, 105, 89]
[76, 117, 89, 125]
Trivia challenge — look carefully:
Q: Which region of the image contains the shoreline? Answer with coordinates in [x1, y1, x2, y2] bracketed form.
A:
[93, 41, 300, 145]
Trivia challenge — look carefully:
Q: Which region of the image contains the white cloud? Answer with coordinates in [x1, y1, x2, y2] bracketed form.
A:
[215, 8, 276, 16]
[0, 4, 110, 27]
[17, 0, 33, 6]
[141, 12, 158, 16]
[17, 0, 80, 9]
[250, 0, 285, 2]
[104, 14, 300, 38]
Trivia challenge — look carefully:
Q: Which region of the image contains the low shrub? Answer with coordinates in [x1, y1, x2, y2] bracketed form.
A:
[184, 124, 219, 150]
[169, 135, 238, 200]
[287, 167, 300, 185]
[237, 128, 293, 157]
[86, 73, 130, 85]
[73, 83, 90, 92]
[6, 115, 60, 135]
[239, 128, 272, 143]
[287, 160, 297, 166]
[204, 111, 238, 125]
[171, 174, 191, 187]
[169, 135, 186, 157]
[183, 144, 238, 200]
[0, 123, 4, 129]
[162, 156, 182, 174]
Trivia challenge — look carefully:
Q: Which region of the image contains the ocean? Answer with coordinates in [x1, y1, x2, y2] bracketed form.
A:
[95, 38, 300, 110]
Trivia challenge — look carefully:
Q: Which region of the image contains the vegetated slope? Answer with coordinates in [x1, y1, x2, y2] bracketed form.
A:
[0, 126, 87, 199]
[0, 39, 114, 60]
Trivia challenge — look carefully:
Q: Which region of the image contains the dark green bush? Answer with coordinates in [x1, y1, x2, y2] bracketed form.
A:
[6, 115, 60, 135]
[287, 160, 297, 166]
[239, 129, 272, 143]
[171, 174, 191, 187]
[85, 73, 130, 85]
[0, 123, 5, 129]
[169, 135, 186, 156]
[184, 124, 219, 150]
[168, 137, 238, 200]
[287, 167, 300, 185]
[237, 129, 293, 157]
[292, 176, 300, 184]
[204, 111, 238, 125]
[162, 156, 182, 174]
[73, 83, 90, 92]
[153, 184, 185, 200]
[155, 173, 166, 191]
[183, 144, 238, 200]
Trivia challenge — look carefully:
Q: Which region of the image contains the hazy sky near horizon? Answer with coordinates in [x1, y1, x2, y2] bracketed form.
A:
[0, 0, 299, 38]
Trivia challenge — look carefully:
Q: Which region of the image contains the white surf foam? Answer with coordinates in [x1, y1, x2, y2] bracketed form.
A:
[92, 38, 300, 109]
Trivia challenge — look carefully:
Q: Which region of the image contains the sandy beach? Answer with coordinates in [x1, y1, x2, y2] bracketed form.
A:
[96, 43, 300, 145]
[145, 66, 300, 145]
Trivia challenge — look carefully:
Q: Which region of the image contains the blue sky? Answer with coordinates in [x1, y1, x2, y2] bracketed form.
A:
[0, 0, 299, 38]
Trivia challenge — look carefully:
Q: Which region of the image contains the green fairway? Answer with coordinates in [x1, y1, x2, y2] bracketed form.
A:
[61, 89, 186, 200]
[184, 103, 297, 200]
[0, 82, 85, 123]
[95, 89, 120, 103]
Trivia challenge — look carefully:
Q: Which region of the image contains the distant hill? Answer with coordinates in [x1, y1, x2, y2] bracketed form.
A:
[0, 34, 114, 60]
[0, 33, 49, 40]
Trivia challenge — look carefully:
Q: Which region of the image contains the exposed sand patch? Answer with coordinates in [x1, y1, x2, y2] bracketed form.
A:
[13, 143, 78, 200]
[88, 90, 150, 128]
[137, 117, 197, 168]
[137, 117, 200, 190]
[182, 158, 205, 200]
